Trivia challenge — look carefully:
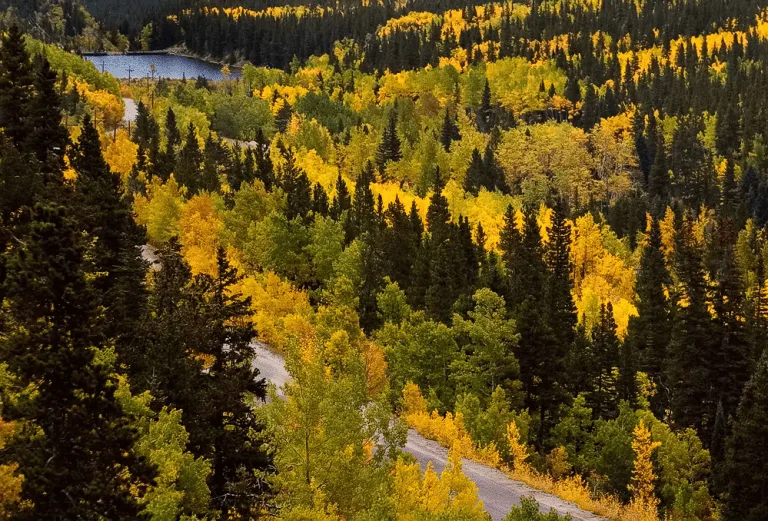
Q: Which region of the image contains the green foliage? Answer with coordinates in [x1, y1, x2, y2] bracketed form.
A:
[210, 92, 274, 141]
[114, 379, 212, 521]
[450, 288, 521, 403]
[504, 497, 571, 521]
[26, 37, 121, 95]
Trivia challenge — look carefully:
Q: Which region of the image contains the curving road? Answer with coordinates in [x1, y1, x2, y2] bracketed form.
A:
[251, 343, 606, 521]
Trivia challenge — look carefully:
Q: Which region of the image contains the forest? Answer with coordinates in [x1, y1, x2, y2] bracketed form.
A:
[2, 0, 768, 519]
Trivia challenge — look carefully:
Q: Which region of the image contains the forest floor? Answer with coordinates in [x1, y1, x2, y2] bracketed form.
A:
[251, 343, 607, 521]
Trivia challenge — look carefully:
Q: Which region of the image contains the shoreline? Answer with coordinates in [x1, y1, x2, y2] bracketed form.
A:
[80, 47, 243, 71]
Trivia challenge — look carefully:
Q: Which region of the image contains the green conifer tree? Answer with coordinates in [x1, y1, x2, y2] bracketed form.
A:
[627, 217, 671, 414]
[722, 352, 768, 521]
[176, 123, 204, 193]
[589, 303, 621, 419]
[0, 204, 154, 520]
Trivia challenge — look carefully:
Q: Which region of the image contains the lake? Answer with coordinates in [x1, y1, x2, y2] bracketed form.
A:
[84, 54, 241, 81]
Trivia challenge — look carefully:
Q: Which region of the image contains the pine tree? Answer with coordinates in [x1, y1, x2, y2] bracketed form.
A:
[668, 214, 718, 438]
[71, 114, 148, 346]
[312, 182, 330, 216]
[627, 217, 671, 414]
[275, 101, 293, 133]
[330, 171, 352, 220]
[440, 108, 460, 152]
[478, 78, 494, 132]
[618, 339, 638, 405]
[383, 195, 416, 290]
[375, 107, 402, 177]
[722, 352, 768, 521]
[721, 157, 738, 220]
[359, 223, 386, 332]
[350, 162, 377, 239]
[711, 219, 751, 420]
[647, 132, 669, 200]
[132, 100, 160, 153]
[199, 134, 224, 194]
[192, 249, 271, 515]
[253, 128, 274, 189]
[499, 204, 522, 308]
[634, 111, 651, 185]
[564, 72, 581, 105]
[580, 83, 599, 129]
[279, 146, 312, 221]
[545, 197, 577, 349]
[0, 204, 154, 520]
[482, 143, 506, 193]
[129, 239, 206, 414]
[589, 303, 621, 419]
[157, 107, 180, 181]
[176, 123, 203, 193]
[426, 167, 451, 244]
[463, 148, 484, 195]
[515, 206, 565, 447]
[0, 24, 34, 147]
[26, 54, 67, 180]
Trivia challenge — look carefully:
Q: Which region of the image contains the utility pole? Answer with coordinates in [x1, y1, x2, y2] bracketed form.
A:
[101, 59, 106, 73]
[127, 66, 134, 84]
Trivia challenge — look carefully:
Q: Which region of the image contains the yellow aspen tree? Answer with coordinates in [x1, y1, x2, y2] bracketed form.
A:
[506, 421, 530, 474]
[629, 420, 661, 515]
[402, 382, 427, 417]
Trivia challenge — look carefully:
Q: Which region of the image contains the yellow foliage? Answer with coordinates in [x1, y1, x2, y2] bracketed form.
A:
[0, 463, 23, 520]
[236, 272, 312, 349]
[133, 176, 185, 245]
[497, 122, 595, 206]
[102, 129, 138, 184]
[75, 79, 124, 130]
[391, 451, 485, 520]
[658, 206, 677, 262]
[197, 5, 330, 20]
[571, 213, 637, 337]
[178, 194, 224, 276]
[296, 149, 339, 190]
[506, 421, 530, 472]
[629, 420, 661, 509]
[379, 12, 437, 37]
[362, 341, 388, 397]
[402, 384, 500, 466]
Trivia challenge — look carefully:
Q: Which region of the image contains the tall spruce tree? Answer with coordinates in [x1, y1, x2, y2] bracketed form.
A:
[253, 128, 274, 190]
[375, 107, 402, 177]
[157, 106, 181, 181]
[350, 162, 377, 239]
[545, 197, 577, 349]
[499, 204, 523, 309]
[279, 146, 312, 221]
[0, 204, 154, 520]
[330, 171, 352, 221]
[440, 108, 460, 152]
[176, 123, 204, 193]
[192, 249, 270, 516]
[26, 54, 67, 180]
[588, 303, 621, 419]
[71, 114, 148, 347]
[711, 219, 751, 420]
[514, 206, 565, 448]
[722, 352, 768, 521]
[627, 217, 671, 414]
[463, 148, 484, 195]
[668, 214, 718, 438]
[0, 25, 34, 148]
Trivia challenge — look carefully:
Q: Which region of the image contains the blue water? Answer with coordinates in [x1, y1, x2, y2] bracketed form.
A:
[84, 54, 241, 81]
